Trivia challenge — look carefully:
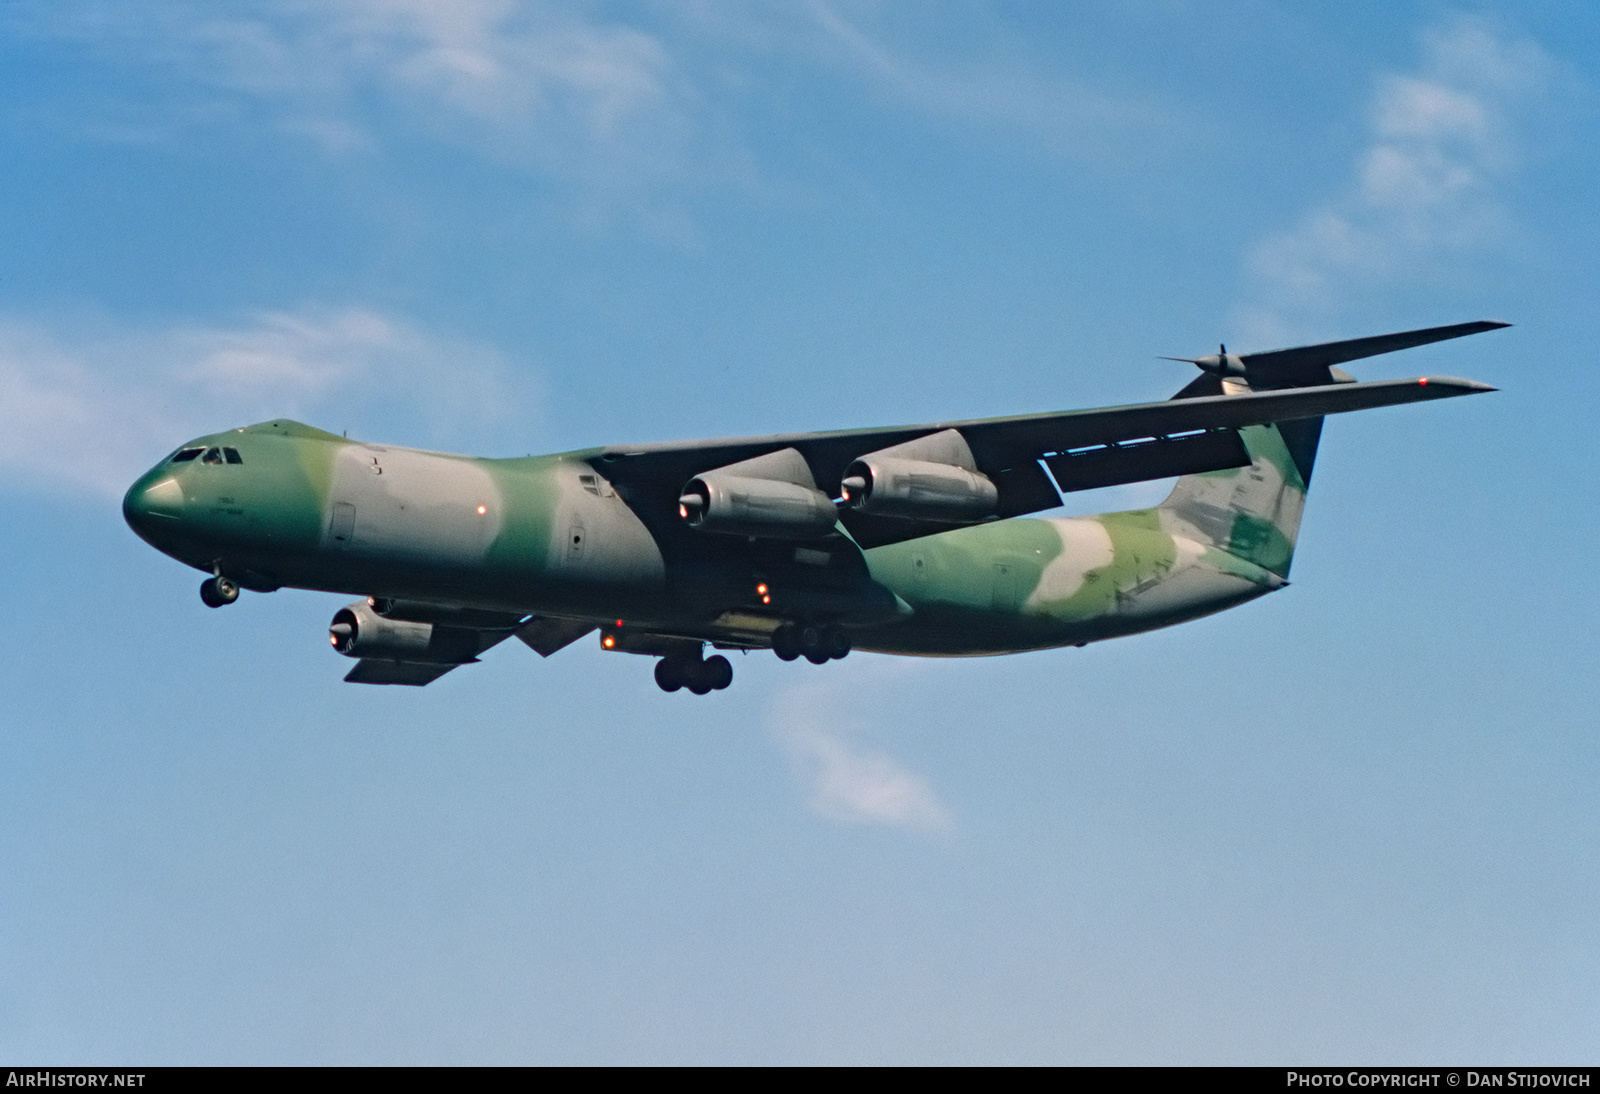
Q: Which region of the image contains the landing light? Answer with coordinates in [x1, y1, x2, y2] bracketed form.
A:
[602, 634, 616, 649]
[478, 504, 487, 514]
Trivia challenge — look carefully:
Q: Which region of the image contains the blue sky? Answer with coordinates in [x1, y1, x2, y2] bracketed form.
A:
[2, 1, 1597, 1064]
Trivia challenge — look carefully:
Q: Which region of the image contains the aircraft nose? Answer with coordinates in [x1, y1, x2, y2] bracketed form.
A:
[122, 474, 187, 535]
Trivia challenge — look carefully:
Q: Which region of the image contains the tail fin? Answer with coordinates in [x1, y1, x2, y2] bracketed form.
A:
[1153, 320, 1508, 577]
[1159, 417, 1317, 578]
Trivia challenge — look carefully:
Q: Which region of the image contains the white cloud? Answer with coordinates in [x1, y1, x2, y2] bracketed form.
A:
[12, 0, 1174, 214]
[15, 0, 691, 182]
[1235, 17, 1553, 344]
[0, 306, 529, 500]
[769, 661, 954, 834]
[802, 0, 1162, 158]
[313, 0, 684, 171]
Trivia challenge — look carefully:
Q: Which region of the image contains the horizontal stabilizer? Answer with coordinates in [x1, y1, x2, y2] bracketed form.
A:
[1241, 320, 1509, 388]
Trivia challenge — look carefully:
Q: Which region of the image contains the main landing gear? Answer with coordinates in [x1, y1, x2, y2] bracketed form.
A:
[199, 575, 240, 608]
[655, 653, 734, 695]
[648, 622, 850, 695]
[770, 622, 850, 665]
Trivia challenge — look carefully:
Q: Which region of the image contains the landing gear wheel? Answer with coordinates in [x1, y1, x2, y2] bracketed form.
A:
[657, 653, 732, 694]
[771, 623, 801, 661]
[800, 625, 830, 665]
[654, 658, 683, 692]
[681, 658, 713, 690]
[200, 575, 239, 608]
[823, 625, 851, 660]
[703, 655, 733, 691]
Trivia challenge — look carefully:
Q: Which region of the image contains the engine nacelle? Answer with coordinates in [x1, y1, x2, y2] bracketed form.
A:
[841, 456, 998, 520]
[679, 447, 838, 539]
[840, 429, 998, 521]
[328, 600, 479, 663]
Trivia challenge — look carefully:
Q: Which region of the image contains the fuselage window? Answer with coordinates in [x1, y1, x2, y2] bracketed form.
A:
[202, 448, 224, 465]
[223, 447, 243, 464]
[171, 448, 204, 463]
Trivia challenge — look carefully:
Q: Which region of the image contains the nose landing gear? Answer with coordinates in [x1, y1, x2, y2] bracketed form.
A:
[199, 575, 240, 608]
[654, 652, 734, 695]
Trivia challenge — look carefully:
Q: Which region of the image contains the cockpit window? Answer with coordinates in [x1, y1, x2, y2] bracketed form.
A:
[223, 447, 243, 464]
[201, 448, 224, 465]
[171, 447, 204, 463]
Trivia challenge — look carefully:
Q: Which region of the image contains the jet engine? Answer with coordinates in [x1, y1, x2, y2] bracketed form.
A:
[840, 429, 998, 522]
[679, 447, 838, 539]
[328, 599, 481, 663]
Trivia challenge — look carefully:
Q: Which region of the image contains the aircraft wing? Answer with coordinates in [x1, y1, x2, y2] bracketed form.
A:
[344, 659, 463, 686]
[592, 374, 1495, 549]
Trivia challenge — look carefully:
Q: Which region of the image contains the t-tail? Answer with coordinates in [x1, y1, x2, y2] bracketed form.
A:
[1156, 320, 1508, 578]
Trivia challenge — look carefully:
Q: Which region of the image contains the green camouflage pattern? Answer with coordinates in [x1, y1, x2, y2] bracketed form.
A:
[123, 416, 1308, 661]
[860, 423, 1298, 654]
[126, 318, 1507, 683]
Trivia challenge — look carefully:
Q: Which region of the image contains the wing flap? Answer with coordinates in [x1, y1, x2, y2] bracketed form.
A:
[1044, 427, 1251, 493]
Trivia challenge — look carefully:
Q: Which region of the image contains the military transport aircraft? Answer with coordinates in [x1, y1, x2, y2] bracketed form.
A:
[123, 321, 1503, 693]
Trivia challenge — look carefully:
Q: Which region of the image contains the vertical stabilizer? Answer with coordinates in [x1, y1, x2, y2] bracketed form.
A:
[1151, 320, 1508, 577]
[1159, 416, 1318, 579]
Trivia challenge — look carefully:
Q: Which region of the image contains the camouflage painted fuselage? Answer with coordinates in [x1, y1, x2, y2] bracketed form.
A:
[123, 417, 1303, 658]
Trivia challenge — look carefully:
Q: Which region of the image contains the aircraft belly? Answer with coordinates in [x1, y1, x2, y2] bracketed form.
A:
[1108, 554, 1270, 626]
